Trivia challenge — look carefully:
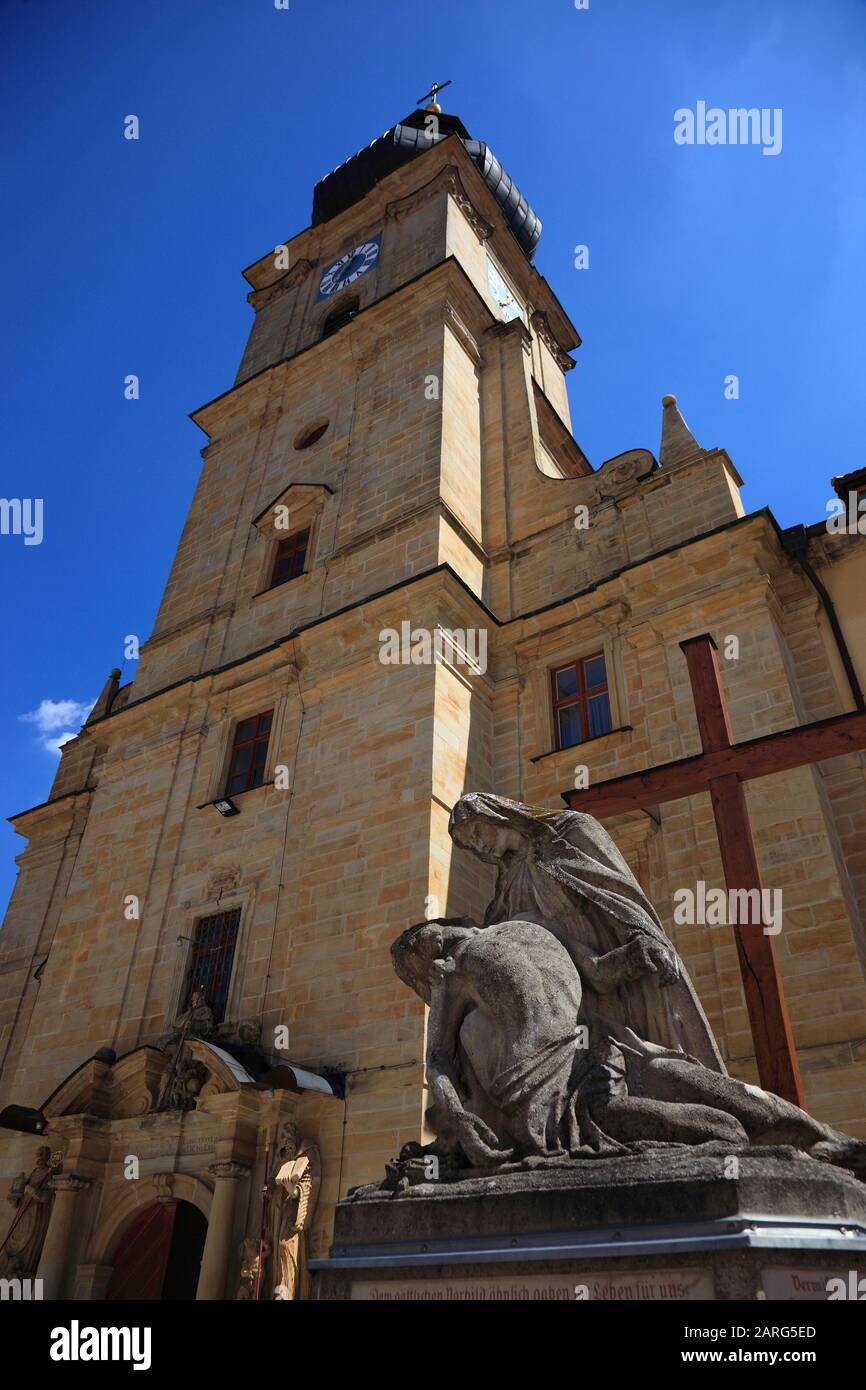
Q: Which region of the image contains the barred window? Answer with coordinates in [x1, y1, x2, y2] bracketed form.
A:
[182, 908, 241, 1024]
[550, 653, 612, 750]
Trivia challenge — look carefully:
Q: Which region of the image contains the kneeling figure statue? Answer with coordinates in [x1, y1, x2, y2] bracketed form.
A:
[389, 794, 865, 1180]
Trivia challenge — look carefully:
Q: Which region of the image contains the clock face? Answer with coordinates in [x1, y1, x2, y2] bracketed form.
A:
[487, 256, 523, 323]
[317, 237, 381, 300]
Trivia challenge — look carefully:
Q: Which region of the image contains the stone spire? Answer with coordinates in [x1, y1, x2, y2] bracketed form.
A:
[85, 668, 122, 725]
[659, 394, 705, 468]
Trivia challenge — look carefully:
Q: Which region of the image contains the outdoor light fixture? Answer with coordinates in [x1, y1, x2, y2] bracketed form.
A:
[0, 1104, 47, 1135]
[212, 797, 240, 817]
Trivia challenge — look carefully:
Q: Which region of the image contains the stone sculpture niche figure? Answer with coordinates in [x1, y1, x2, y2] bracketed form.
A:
[236, 1236, 270, 1300]
[266, 1121, 321, 1300]
[389, 795, 866, 1179]
[0, 1145, 60, 1278]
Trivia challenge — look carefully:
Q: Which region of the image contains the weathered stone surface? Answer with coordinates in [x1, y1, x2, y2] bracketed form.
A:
[388, 794, 866, 1182]
[337, 1147, 866, 1246]
[317, 1147, 866, 1302]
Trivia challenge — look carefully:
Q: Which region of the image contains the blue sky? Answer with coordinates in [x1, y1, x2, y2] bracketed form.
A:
[1, 0, 865, 916]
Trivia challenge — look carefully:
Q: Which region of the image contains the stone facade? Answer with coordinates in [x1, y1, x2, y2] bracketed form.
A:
[1, 117, 865, 1299]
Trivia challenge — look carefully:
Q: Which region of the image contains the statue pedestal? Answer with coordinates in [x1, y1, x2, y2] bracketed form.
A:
[311, 1145, 866, 1301]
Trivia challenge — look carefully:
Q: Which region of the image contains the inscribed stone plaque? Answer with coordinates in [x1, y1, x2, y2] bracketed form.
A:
[351, 1269, 714, 1301]
[760, 1267, 851, 1301]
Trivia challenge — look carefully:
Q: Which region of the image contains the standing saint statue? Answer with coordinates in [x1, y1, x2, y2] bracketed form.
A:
[0, 1146, 61, 1278]
[266, 1121, 321, 1300]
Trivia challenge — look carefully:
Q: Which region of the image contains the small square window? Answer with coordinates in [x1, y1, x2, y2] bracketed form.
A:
[550, 653, 612, 750]
[270, 528, 309, 589]
[225, 710, 273, 796]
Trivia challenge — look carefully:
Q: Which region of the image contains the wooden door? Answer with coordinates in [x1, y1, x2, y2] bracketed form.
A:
[106, 1202, 176, 1301]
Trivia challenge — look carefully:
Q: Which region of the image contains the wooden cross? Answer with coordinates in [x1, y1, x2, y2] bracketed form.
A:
[562, 633, 866, 1106]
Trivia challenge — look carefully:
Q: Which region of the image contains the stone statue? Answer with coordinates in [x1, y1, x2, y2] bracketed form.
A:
[162, 986, 216, 1049]
[161, 1046, 210, 1111]
[449, 792, 724, 1071]
[0, 1146, 61, 1277]
[158, 986, 262, 1111]
[162, 988, 263, 1056]
[389, 795, 866, 1180]
[266, 1121, 321, 1300]
[156, 985, 215, 1111]
[236, 1235, 270, 1300]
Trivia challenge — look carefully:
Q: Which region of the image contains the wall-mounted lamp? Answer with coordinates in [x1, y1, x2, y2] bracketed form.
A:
[212, 797, 240, 817]
[0, 1104, 47, 1135]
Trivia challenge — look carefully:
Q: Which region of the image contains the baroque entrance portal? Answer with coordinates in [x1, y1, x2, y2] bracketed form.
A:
[106, 1200, 207, 1301]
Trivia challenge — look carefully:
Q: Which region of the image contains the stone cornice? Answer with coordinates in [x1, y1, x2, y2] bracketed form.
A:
[441, 166, 495, 242]
[486, 315, 534, 358]
[385, 161, 494, 245]
[625, 574, 780, 644]
[208, 1160, 250, 1181]
[246, 257, 313, 312]
[513, 598, 631, 659]
[139, 601, 235, 656]
[443, 299, 482, 365]
[52, 1174, 92, 1194]
[530, 309, 575, 373]
[8, 784, 95, 835]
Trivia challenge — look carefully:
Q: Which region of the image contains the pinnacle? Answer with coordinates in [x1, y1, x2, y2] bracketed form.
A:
[659, 394, 705, 467]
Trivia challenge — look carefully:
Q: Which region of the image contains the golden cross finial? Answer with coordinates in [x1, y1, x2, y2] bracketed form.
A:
[416, 79, 452, 113]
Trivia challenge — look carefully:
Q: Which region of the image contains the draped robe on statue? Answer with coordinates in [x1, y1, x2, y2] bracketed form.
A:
[268, 1133, 321, 1301]
[448, 794, 725, 1075]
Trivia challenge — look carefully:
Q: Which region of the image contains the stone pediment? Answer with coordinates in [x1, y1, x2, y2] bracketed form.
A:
[251, 481, 333, 538]
[39, 1041, 340, 1122]
[41, 1041, 258, 1122]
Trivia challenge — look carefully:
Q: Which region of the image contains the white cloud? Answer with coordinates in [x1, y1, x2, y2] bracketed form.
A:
[20, 698, 94, 754]
[40, 729, 79, 754]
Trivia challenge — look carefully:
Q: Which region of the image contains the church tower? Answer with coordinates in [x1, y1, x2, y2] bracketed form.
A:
[2, 101, 865, 1300]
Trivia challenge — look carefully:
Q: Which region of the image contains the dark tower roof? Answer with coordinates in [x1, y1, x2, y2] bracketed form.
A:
[312, 109, 543, 260]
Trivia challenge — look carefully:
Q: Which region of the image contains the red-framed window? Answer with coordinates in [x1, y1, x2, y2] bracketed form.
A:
[550, 653, 612, 750]
[182, 908, 241, 1024]
[269, 528, 309, 589]
[225, 710, 273, 796]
